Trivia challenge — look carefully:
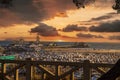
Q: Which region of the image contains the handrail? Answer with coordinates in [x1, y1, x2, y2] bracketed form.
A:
[0, 59, 114, 80]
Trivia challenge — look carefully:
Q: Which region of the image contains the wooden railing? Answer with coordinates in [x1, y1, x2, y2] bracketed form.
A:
[0, 58, 114, 80]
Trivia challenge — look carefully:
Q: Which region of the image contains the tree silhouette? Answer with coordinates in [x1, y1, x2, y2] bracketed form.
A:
[0, 0, 12, 8]
[97, 59, 120, 80]
[73, 0, 120, 12]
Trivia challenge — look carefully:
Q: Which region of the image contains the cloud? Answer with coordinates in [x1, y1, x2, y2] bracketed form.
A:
[55, 12, 68, 17]
[61, 35, 77, 39]
[0, 9, 22, 27]
[0, 0, 115, 27]
[0, 0, 76, 27]
[0, 0, 41, 27]
[30, 23, 59, 36]
[4, 37, 34, 41]
[11, 0, 44, 22]
[62, 24, 87, 32]
[90, 12, 116, 21]
[4, 32, 7, 34]
[76, 33, 104, 38]
[73, 0, 114, 8]
[109, 35, 120, 40]
[89, 20, 120, 32]
[77, 12, 119, 26]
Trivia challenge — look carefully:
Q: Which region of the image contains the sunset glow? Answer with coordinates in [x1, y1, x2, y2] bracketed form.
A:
[0, 0, 120, 42]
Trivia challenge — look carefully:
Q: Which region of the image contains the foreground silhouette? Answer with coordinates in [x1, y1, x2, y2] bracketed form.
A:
[0, 0, 12, 8]
[113, 0, 120, 10]
[97, 59, 120, 80]
[73, 0, 85, 8]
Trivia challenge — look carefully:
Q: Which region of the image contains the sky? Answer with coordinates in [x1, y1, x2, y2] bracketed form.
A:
[0, 0, 120, 42]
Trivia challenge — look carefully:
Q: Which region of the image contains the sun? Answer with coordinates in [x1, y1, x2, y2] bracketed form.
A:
[57, 40, 64, 42]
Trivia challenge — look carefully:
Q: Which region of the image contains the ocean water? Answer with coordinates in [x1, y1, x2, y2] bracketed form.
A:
[0, 41, 120, 50]
[87, 42, 120, 50]
[0, 41, 11, 46]
[43, 42, 120, 50]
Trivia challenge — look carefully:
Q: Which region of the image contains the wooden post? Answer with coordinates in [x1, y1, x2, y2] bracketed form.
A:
[14, 69, 19, 80]
[32, 66, 35, 80]
[14, 64, 19, 80]
[70, 72, 74, 80]
[1, 62, 6, 80]
[83, 60, 91, 80]
[25, 58, 33, 80]
[55, 65, 61, 80]
[41, 72, 46, 80]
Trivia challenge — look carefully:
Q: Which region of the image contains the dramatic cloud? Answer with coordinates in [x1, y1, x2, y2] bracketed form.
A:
[30, 23, 59, 36]
[90, 12, 116, 21]
[109, 35, 120, 40]
[0, 0, 41, 27]
[11, 0, 75, 22]
[0, 0, 76, 27]
[62, 24, 87, 32]
[77, 12, 119, 26]
[0, 0, 115, 27]
[89, 20, 120, 32]
[0, 9, 22, 27]
[76, 33, 104, 38]
[73, 0, 113, 7]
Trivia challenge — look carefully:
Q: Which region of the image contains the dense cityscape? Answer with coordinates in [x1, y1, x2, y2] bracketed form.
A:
[0, 36, 120, 80]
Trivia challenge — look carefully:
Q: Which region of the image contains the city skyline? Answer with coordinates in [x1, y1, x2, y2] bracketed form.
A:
[0, 0, 120, 42]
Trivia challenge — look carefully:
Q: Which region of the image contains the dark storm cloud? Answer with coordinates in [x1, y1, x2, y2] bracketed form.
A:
[89, 20, 120, 32]
[30, 23, 59, 36]
[0, 9, 21, 27]
[73, 0, 113, 8]
[62, 24, 87, 32]
[0, 0, 76, 27]
[109, 36, 120, 40]
[77, 12, 118, 26]
[76, 33, 104, 38]
[0, 0, 115, 27]
[11, 0, 45, 23]
[90, 12, 116, 21]
[0, 0, 41, 27]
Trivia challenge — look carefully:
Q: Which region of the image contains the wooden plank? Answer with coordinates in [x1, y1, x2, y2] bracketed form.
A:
[41, 72, 46, 80]
[60, 66, 80, 79]
[0, 60, 114, 67]
[14, 64, 19, 80]
[1, 62, 6, 80]
[35, 65, 55, 77]
[55, 65, 61, 80]
[83, 60, 91, 80]
[0, 59, 115, 80]
[93, 67, 105, 74]
[70, 72, 74, 80]
[25, 58, 33, 80]
[0, 60, 84, 66]
[4, 64, 25, 76]
[91, 63, 113, 68]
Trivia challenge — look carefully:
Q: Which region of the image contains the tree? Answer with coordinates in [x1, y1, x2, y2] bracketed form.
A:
[0, 0, 12, 8]
[73, 0, 120, 13]
[97, 59, 120, 80]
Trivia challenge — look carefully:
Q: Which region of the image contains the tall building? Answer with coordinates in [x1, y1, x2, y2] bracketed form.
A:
[36, 33, 40, 44]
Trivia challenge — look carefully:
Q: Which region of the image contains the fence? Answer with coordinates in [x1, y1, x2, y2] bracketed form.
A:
[0, 58, 114, 80]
